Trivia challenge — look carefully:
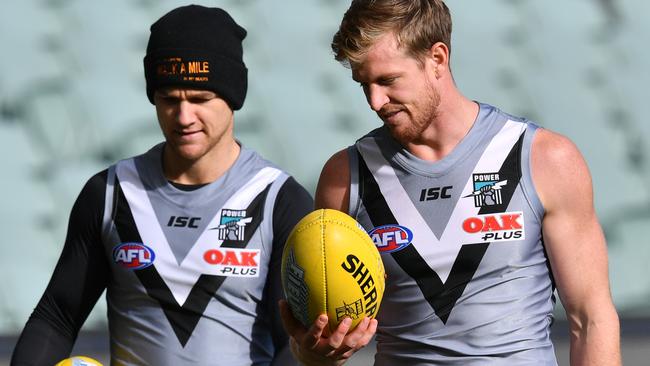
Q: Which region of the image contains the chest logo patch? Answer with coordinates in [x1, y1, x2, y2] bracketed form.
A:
[203, 248, 260, 277]
[113, 243, 156, 270]
[211, 209, 252, 241]
[369, 224, 413, 253]
[462, 211, 525, 242]
[464, 172, 508, 207]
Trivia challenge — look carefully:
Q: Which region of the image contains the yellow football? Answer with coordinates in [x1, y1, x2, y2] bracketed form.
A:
[282, 209, 385, 333]
[55, 356, 103, 366]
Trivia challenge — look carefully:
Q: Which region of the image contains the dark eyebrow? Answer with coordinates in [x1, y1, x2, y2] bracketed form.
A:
[155, 88, 175, 97]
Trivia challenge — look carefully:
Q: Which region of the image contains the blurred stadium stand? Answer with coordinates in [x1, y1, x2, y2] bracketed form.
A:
[1, 0, 647, 364]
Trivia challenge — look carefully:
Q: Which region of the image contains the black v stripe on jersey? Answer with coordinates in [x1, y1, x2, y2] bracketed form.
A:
[359, 132, 524, 324]
[478, 131, 523, 216]
[112, 177, 271, 346]
[359, 156, 474, 324]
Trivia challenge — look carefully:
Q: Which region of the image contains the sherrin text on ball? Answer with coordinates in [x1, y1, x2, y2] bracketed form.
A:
[281, 209, 385, 332]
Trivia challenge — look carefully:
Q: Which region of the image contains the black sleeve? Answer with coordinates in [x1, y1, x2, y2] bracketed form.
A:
[266, 176, 313, 365]
[11, 171, 110, 366]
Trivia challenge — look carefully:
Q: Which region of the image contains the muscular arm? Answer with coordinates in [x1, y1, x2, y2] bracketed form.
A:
[269, 177, 313, 365]
[315, 149, 350, 211]
[11, 172, 110, 366]
[531, 129, 621, 366]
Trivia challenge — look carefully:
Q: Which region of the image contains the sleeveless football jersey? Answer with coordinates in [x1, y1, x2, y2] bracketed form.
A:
[349, 103, 557, 365]
[102, 143, 293, 365]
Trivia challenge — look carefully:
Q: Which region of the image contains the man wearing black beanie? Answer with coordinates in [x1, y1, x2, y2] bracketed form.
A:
[12, 5, 309, 365]
[144, 5, 248, 111]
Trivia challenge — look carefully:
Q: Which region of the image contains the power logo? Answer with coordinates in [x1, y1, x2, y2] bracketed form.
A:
[212, 209, 252, 241]
[113, 243, 156, 270]
[368, 225, 413, 253]
[464, 172, 508, 207]
[462, 211, 525, 242]
[203, 248, 260, 277]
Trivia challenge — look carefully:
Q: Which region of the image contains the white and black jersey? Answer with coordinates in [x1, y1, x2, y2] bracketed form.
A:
[349, 103, 557, 365]
[12, 143, 312, 366]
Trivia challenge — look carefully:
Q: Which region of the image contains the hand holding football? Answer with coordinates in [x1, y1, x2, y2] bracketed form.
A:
[281, 209, 385, 333]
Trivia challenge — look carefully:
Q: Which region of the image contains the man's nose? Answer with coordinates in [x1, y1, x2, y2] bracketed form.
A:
[177, 100, 196, 125]
[366, 85, 389, 112]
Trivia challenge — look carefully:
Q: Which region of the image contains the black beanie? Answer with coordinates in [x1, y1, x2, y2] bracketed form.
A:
[144, 5, 248, 110]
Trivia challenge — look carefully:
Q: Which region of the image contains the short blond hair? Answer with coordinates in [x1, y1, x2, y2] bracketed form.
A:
[332, 0, 452, 66]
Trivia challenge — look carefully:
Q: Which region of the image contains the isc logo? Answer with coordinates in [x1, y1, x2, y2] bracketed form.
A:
[113, 243, 156, 270]
[167, 216, 201, 228]
[368, 225, 413, 253]
[419, 186, 453, 201]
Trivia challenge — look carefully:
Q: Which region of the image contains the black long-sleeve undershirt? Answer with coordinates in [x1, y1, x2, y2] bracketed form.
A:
[11, 171, 312, 365]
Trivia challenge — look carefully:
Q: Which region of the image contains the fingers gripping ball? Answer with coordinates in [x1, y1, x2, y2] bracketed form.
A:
[55, 356, 103, 366]
[281, 209, 385, 333]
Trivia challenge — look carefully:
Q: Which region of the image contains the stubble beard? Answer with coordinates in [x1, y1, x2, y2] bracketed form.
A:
[389, 82, 441, 146]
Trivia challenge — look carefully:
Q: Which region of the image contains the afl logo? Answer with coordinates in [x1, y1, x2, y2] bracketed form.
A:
[113, 243, 156, 270]
[368, 225, 413, 253]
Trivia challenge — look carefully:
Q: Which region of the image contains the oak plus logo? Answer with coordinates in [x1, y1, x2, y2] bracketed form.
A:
[203, 248, 260, 277]
[462, 211, 525, 242]
[464, 173, 508, 207]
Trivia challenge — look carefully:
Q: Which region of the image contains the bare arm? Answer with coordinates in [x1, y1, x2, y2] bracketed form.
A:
[531, 129, 621, 366]
[315, 149, 350, 211]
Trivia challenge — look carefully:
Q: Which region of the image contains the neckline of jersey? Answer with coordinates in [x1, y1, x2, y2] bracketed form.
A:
[388, 101, 494, 177]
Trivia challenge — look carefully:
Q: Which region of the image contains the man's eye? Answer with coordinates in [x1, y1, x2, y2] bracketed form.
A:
[186, 94, 216, 103]
[379, 77, 396, 85]
[157, 95, 178, 103]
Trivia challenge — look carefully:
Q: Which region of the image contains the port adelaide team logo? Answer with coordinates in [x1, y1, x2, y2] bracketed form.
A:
[213, 209, 252, 241]
[464, 172, 508, 207]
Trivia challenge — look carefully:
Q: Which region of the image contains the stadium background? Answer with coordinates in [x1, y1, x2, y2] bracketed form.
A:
[0, 0, 648, 364]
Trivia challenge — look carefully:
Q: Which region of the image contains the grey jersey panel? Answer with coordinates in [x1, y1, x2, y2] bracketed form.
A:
[103, 144, 290, 365]
[350, 103, 556, 365]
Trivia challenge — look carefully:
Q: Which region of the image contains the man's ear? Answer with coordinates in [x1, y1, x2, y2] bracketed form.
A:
[429, 41, 449, 78]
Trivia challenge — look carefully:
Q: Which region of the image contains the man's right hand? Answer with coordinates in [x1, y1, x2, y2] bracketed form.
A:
[279, 299, 377, 365]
